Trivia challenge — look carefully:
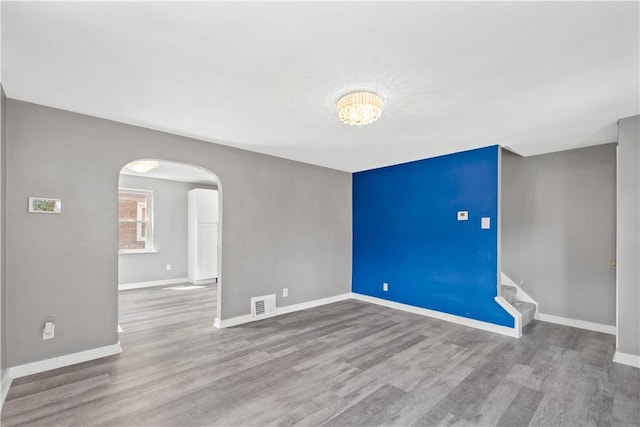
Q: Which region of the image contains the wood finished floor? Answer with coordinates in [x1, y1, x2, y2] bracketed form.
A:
[2, 284, 638, 427]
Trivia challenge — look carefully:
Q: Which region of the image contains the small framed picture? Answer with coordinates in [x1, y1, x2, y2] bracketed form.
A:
[29, 197, 61, 214]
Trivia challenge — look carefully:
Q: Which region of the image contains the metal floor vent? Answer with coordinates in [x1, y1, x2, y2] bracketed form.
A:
[251, 294, 276, 319]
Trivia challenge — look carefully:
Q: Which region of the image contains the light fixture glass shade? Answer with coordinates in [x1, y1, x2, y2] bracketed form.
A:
[336, 90, 384, 126]
[126, 160, 160, 173]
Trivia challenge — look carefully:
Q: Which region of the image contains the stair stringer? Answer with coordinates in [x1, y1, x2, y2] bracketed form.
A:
[495, 296, 522, 338]
[500, 272, 539, 318]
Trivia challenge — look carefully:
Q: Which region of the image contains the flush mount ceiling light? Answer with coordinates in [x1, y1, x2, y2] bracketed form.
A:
[126, 160, 160, 173]
[336, 90, 384, 126]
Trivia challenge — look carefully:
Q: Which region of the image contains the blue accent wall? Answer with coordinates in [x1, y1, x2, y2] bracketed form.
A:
[352, 145, 513, 327]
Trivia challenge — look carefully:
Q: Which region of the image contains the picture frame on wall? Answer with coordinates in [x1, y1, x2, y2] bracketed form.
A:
[28, 197, 62, 214]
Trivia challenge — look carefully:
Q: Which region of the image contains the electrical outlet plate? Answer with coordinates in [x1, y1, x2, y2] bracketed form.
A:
[43, 320, 55, 340]
[457, 211, 469, 221]
[282, 288, 288, 297]
[383, 282, 389, 292]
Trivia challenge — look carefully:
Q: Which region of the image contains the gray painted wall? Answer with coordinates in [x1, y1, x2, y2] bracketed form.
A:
[1, 87, 7, 372]
[118, 175, 215, 285]
[501, 144, 617, 326]
[5, 99, 352, 367]
[616, 115, 639, 357]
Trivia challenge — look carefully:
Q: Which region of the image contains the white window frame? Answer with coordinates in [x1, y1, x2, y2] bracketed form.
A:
[118, 188, 154, 253]
[136, 201, 147, 242]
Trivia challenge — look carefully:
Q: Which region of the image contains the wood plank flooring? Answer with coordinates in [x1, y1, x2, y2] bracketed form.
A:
[2, 284, 638, 426]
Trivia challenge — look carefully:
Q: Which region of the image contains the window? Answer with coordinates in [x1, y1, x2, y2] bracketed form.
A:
[118, 189, 153, 252]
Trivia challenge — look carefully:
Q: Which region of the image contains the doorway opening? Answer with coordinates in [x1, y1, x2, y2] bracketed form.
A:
[117, 159, 222, 340]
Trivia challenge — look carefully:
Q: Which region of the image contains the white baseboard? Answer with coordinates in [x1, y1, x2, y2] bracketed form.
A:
[1, 368, 12, 410]
[214, 292, 518, 338]
[214, 293, 352, 329]
[190, 278, 217, 286]
[613, 351, 640, 368]
[119, 277, 189, 291]
[214, 313, 254, 328]
[277, 293, 352, 315]
[9, 341, 122, 379]
[351, 293, 519, 338]
[536, 313, 616, 335]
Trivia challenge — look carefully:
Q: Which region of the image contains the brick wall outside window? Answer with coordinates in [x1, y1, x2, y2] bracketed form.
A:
[119, 191, 150, 251]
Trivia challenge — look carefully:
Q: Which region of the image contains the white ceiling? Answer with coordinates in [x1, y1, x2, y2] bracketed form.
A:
[120, 160, 219, 186]
[2, 1, 638, 172]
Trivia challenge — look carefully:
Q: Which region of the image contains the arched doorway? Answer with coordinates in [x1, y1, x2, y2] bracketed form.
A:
[116, 159, 223, 341]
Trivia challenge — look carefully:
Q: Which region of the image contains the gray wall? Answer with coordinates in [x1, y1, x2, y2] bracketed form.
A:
[118, 175, 215, 285]
[501, 144, 617, 326]
[5, 99, 352, 367]
[1, 87, 6, 372]
[616, 115, 639, 357]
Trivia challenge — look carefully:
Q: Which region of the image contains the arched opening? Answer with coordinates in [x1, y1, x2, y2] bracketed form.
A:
[116, 159, 223, 343]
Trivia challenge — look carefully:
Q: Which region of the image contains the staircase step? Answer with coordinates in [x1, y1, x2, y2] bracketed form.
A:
[500, 285, 518, 304]
[514, 301, 536, 328]
[501, 284, 517, 293]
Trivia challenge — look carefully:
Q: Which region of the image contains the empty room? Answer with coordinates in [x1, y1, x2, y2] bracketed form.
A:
[0, 1, 638, 426]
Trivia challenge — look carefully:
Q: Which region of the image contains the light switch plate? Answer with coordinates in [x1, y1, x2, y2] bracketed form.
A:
[457, 211, 469, 221]
[481, 217, 491, 229]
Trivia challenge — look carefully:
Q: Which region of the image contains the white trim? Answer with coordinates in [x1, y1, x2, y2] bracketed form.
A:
[495, 296, 522, 338]
[351, 293, 519, 338]
[1, 368, 12, 410]
[9, 342, 122, 379]
[277, 293, 352, 315]
[615, 145, 619, 351]
[189, 278, 216, 286]
[537, 313, 616, 335]
[214, 293, 353, 329]
[214, 293, 519, 338]
[118, 250, 159, 255]
[497, 146, 503, 308]
[500, 272, 517, 286]
[214, 314, 254, 329]
[118, 277, 189, 291]
[613, 351, 640, 368]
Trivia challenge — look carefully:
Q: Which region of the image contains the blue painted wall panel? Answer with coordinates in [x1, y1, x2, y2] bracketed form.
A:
[352, 145, 513, 327]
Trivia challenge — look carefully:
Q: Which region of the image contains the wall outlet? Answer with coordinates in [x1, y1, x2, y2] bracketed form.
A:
[282, 288, 288, 297]
[166, 264, 172, 271]
[43, 320, 55, 340]
[457, 211, 469, 221]
[383, 282, 389, 292]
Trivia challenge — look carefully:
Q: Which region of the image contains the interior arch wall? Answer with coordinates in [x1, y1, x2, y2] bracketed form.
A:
[5, 99, 352, 367]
